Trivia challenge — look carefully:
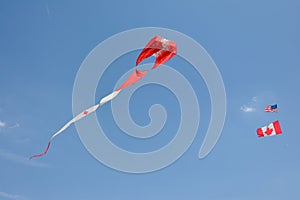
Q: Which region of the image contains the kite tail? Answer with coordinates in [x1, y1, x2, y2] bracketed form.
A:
[30, 141, 51, 159]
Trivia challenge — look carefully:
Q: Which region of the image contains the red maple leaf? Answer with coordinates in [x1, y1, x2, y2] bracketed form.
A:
[83, 111, 88, 115]
[264, 127, 273, 135]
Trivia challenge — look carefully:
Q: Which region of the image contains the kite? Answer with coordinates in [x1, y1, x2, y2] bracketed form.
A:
[136, 36, 177, 69]
[256, 120, 282, 137]
[30, 36, 177, 159]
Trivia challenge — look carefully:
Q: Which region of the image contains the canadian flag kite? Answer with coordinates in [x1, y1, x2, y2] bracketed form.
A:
[256, 120, 282, 137]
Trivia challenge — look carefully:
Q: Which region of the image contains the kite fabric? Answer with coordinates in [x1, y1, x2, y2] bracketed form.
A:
[256, 120, 282, 137]
[264, 104, 278, 112]
[136, 36, 177, 69]
[30, 36, 177, 159]
[116, 69, 148, 91]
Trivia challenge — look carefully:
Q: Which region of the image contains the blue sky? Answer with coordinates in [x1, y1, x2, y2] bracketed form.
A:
[1, 0, 299, 199]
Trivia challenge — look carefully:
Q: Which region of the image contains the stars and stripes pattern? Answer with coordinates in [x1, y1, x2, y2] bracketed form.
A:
[264, 104, 278, 112]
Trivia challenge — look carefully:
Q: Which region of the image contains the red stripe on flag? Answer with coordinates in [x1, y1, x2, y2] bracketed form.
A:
[273, 120, 282, 134]
[256, 128, 264, 137]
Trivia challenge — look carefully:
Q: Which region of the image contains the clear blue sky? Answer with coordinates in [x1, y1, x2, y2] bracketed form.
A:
[1, 1, 299, 199]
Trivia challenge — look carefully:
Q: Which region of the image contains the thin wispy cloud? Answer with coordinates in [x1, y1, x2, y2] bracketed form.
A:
[240, 105, 255, 112]
[251, 96, 258, 102]
[0, 149, 48, 168]
[0, 120, 6, 127]
[0, 121, 20, 134]
[45, 1, 52, 20]
[15, 138, 31, 144]
[0, 191, 28, 200]
[9, 123, 20, 129]
[46, 3, 50, 16]
[241, 96, 258, 112]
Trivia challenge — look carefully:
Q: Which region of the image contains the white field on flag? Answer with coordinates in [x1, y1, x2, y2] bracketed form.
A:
[256, 120, 282, 137]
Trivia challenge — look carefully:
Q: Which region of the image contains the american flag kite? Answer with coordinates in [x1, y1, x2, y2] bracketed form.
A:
[256, 120, 282, 137]
[30, 36, 177, 159]
[264, 104, 278, 112]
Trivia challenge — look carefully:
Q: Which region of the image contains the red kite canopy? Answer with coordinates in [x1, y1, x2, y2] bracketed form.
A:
[136, 36, 177, 69]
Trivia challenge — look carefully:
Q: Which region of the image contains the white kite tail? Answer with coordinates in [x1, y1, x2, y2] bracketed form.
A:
[30, 90, 120, 159]
[50, 90, 120, 141]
